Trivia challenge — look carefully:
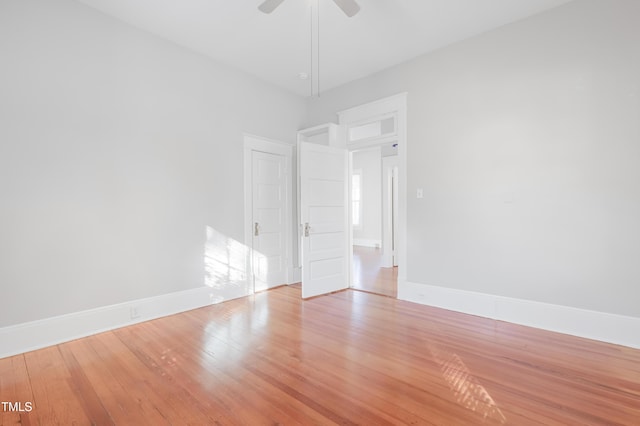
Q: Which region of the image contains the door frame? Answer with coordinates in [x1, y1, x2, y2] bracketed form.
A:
[382, 154, 399, 268]
[243, 134, 294, 291]
[337, 93, 408, 293]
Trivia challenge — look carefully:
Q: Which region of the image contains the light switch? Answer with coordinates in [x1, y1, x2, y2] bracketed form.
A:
[416, 188, 423, 199]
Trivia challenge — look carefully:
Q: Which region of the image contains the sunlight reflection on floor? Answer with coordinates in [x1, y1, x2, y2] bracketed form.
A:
[429, 345, 507, 424]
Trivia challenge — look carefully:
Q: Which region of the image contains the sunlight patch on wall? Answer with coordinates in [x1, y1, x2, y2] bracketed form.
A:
[204, 226, 252, 303]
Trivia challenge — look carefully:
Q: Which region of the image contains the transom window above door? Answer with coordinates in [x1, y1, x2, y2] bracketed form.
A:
[347, 115, 396, 145]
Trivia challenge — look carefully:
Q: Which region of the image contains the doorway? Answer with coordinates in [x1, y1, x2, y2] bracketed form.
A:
[349, 144, 399, 298]
[296, 93, 407, 300]
[338, 93, 407, 299]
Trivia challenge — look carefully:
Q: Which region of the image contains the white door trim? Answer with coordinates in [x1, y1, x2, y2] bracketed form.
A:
[338, 93, 408, 292]
[382, 155, 399, 268]
[243, 134, 294, 288]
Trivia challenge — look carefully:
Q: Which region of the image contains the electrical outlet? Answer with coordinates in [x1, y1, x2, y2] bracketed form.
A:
[130, 306, 141, 319]
[416, 188, 423, 199]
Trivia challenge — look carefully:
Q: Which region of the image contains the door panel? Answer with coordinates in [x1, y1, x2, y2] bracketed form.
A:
[310, 233, 343, 252]
[300, 142, 348, 298]
[252, 151, 287, 291]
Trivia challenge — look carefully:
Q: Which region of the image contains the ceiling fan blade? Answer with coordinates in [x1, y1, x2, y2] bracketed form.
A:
[258, 0, 286, 14]
[332, 0, 360, 17]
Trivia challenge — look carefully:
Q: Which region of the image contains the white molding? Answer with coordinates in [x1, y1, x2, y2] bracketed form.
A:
[345, 134, 398, 151]
[5, 279, 636, 359]
[244, 133, 294, 156]
[0, 283, 250, 359]
[381, 155, 398, 268]
[353, 238, 381, 248]
[398, 280, 640, 349]
[297, 123, 343, 149]
[297, 123, 338, 141]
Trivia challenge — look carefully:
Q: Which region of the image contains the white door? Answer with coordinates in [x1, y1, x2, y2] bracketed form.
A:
[252, 150, 288, 292]
[299, 141, 349, 298]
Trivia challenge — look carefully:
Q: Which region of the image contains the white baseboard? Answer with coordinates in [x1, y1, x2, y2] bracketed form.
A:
[0, 281, 251, 359]
[353, 238, 381, 248]
[398, 280, 640, 349]
[6, 279, 636, 359]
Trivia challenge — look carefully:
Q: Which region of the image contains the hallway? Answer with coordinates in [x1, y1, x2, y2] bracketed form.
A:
[352, 246, 397, 298]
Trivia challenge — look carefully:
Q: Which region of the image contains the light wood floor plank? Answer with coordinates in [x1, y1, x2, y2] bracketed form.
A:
[24, 346, 93, 425]
[0, 355, 35, 426]
[63, 336, 168, 425]
[115, 319, 309, 425]
[96, 330, 220, 425]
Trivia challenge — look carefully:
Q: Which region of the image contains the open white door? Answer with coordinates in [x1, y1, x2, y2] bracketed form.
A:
[299, 141, 349, 298]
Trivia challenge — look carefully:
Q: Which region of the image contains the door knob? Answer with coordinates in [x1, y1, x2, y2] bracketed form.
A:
[304, 222, 310, 237]
[254, 222, 260, 236]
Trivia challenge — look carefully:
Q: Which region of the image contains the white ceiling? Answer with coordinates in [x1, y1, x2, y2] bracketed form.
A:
[75, 0, 572, 97]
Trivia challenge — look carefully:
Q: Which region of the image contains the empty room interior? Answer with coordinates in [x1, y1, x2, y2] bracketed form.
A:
[1, 0, 639, 424]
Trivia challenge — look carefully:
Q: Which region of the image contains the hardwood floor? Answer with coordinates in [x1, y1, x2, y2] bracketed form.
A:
[1, 286, 639, 425]
[352, 245, 398, 298]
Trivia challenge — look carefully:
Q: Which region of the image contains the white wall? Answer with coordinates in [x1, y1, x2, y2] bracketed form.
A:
[0, 0, 304, 327]
[352, 148, 381, 246]
[306, 0, 640, 318]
